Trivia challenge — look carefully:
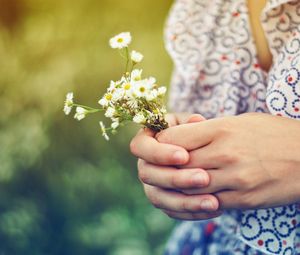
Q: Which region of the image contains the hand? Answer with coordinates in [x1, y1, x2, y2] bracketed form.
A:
[130, 113, 223, 220]
[157, 113, 300, 214]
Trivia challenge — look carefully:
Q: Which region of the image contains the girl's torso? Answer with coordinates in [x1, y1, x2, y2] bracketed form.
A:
[165, 0, 300, 254]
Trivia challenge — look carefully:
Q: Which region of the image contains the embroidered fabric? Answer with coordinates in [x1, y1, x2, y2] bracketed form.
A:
[164, 0, 300, 254]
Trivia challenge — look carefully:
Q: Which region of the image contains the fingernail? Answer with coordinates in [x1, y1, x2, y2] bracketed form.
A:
[200, 199, 215, 210]
[173, 151, 187, 163]
[192, 173, 207, 186]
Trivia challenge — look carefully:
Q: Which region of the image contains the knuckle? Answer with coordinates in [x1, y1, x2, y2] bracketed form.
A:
[147, 188, 161, 209]
[181, 199, 189, 212]
[233, 171, 251, 188]
[130, 139, 138, 155]
[215, 150, 237, 164]
[170, 173, 183, 189]
[217, 121, 233, 136]
[181, 198, 200, 212]
[138, 167, 149, 184]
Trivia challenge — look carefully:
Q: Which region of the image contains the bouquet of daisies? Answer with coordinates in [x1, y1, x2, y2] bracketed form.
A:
[64, 32, 169, 140]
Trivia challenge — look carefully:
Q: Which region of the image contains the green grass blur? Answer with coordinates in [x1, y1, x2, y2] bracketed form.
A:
[0, 0, 175, 254]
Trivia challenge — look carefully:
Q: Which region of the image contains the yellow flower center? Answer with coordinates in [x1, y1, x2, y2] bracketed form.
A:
[124, 83, 131, 90]
[117, 38, 123, 43]
[139, 87, 145, 93]
[105, 94, 112, 100]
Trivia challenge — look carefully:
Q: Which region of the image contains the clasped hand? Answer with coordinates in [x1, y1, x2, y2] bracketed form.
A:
[130, 113, 300, 220]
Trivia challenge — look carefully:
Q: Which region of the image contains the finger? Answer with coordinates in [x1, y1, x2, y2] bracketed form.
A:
[144, 184, 219, 213]
[165, 114, 178, 127]
[179, 145, 220, 169]
[183, 141, 236, 169]
[130, 128, 189, 165]
[176, 113, 206, 125]
[163, 209, 223, 221]
[138, 159, 210, 189]
[156, 120, 218, 151]
[181, 169, 237, 195]
[165, 113, 206, 127]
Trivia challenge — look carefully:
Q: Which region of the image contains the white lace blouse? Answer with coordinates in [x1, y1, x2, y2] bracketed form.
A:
[164, 0, 300, 254]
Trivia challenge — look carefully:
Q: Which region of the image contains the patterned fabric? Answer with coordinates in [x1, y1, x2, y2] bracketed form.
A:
[164, 0, 300, 254]
[165, 221, 267, 255]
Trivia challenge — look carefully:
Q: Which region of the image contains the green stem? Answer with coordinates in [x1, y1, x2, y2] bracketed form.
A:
[89, 109, 102, 113]
[118, 50, 127, 60]
[125, 47, 129, 76]
[72, 103, 102, 112]
[130, 62, 136, 76]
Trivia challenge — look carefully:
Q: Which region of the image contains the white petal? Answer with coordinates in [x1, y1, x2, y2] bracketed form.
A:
[133, 113, 146, 124]
[109, 32, 132, 49]
[103, 133, 110, 141]
[99, 98, 108, 107]
[158, 86, 167, 95]
[131, 50, 144, 63]
[111, 122, 119, 129]
[74, 113, 85, 121]
[66, 92, 74, 101]
[64, 105, 72, 115]
[99, 121, 105, 131]
[105, 107, 116, 118]
[74, 107, 87, 121]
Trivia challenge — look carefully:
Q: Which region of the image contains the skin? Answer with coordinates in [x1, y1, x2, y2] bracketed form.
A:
[248, 0, 272, 71]
[130, 1, 300, 220]
[131, 113, 300, 220]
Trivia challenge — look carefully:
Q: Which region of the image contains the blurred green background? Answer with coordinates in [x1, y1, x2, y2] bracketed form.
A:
[0, 0, 175, 254]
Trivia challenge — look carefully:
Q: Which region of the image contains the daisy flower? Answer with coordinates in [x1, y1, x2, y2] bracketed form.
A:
[145, 77, 156, 88]
[121, 82, 134, 98]
[64, 92, 74, 115]
[99, 121, 109, 141]
[131, 50, 144, 63]
[134, 80, 151, 98]
[133, 113, 146, 124]
[108, 80, 117, 92]
[112, 88, 124, 102]
[158, 86, 167, 96]
[98, 93, 113, 107]
[104, 107, 116, 118]
[146, 89, 158, 101]
[64, 32, 169, 140]
[111, 121, 119, 129]
[74, 107, 87, 121]
[127, 98, 138, 109]
[131, 69, 142, 81]
[109, 32, 132, 49]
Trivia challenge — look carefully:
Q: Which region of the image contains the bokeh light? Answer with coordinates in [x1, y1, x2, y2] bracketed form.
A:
[0, 0, 175, 254]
